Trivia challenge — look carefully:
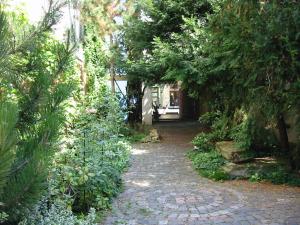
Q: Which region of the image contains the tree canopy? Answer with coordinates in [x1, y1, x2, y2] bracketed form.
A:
[120, 0, 300, 167]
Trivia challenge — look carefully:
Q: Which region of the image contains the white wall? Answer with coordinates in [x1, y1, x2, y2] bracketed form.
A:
[142, 85, 153, 125]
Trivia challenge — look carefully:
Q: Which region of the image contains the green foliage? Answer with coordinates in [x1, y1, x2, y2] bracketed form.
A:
[19, 200, 97, 225]
[0, 1, 130, 224]
[2, 36, 75, 223]
[194, 112, 232, 149]
[198, 111, 221, 127]
[128, 132, 147, 143]
[192, 112, 298, 185]
[190, 114, 230, 180]
[192, 133, 215, 152]
[83, 23, 108, 91]
[0, 211, 8, 223]
[210, 114, 231, 141]
[187, 150, 229, 181]
[0, 102, 17, 196]
[0, 3, 77, 223]
[49, 90, 130, 213]
[229, 112, 279, 151]
[230, 116, 254, 150]
[123, 0, 212, 84]
[249, 165, 300, 187]
[130, 0, 300, 165]
[196, 108, 279, 154]
[123, 125, 150, 143]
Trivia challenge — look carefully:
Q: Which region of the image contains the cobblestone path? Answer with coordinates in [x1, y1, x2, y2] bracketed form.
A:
[104, 122, 300, 225]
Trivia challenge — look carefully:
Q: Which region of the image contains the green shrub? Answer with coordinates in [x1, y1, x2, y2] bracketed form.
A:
[192, 132, 215, 151]
[49, 92, 130, 213]
[19, 200, 97, 225]
[192, 114, 231, 150]
[128, 133, 147, 143]
[230, 113, 279, 151]
[249, 165, 300, 186]
[124, 126, 149, 143]
[190, 123, 230, 181]
[210, 114, 231, 141]
[0, 211, 8, 224]
[230, 116, 253, 150]
[187, 150, 229, 181]
[198, 111, 221, 127]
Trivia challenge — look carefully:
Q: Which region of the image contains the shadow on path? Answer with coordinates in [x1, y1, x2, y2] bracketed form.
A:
[104, 121, 300, 225]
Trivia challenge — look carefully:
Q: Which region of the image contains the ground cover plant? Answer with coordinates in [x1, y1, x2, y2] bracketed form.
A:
[187, 150, 229, 181]
[189, 111, 300, 186]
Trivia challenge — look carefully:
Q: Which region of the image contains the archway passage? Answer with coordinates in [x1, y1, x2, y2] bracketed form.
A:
[104, 122, 300, 225]
[144, 83, 201, 124]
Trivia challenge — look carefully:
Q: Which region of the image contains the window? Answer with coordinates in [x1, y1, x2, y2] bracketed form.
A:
[170, 91, 179, 107]
[152, 87, 159, 106]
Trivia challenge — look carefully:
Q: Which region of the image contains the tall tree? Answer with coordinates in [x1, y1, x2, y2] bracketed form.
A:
[82, 0, 124, 93]
[120, 0, 212, 122]
[0, 1, 76, 223]
[151, 0, 300, 168]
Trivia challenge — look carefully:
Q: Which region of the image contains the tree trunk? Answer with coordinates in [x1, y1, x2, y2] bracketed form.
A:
[127, 80, 142, 124]
[109, 34, 115, 93]
[110, 63, 115, 94]
[79, 61, 87, 95]
[276, 113, 295, 170]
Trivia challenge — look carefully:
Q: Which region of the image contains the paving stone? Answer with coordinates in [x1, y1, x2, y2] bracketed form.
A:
[103, 122, 300, 225]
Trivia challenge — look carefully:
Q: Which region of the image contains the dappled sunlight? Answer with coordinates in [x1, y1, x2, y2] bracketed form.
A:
[255, 157, 277, 164]
[131, 180, 151, 187]
[143, 98, 148, 106]
[131, 148, 149, 155]
[3, 0, 300, 224]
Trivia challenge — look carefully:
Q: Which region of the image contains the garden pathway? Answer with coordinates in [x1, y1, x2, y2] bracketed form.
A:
[104, 121, 300, 225]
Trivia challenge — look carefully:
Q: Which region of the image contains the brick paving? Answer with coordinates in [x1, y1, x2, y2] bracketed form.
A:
[104, 122, 300, 225]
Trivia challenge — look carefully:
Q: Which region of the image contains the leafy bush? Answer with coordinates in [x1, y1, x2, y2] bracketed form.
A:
[193, 112, 232, 151]
[123, 125, 150, 143]
[229, 111, 279, 151]
[229, 116, 253, 150]
[249, 165, 300, 186]
[198, 111, 221, 127]
[49, 91, 130, 213]
[191, 115, 230, 181]
[19, 200, 97, 225]
[187, 150, 229, 181]
[128, 132, 147, 143]
[51, 139, 130, 212]
[0, 211, 8, 224]
[192, 132, 215, 152]
[196, 109, 279, 156]
[193, 111, 235, 152]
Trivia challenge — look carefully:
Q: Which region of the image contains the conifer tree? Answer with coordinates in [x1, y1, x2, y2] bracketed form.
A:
[0, 1, 76, 223]
[121, 0, 212, 122]
[83, 0, 124, 93]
